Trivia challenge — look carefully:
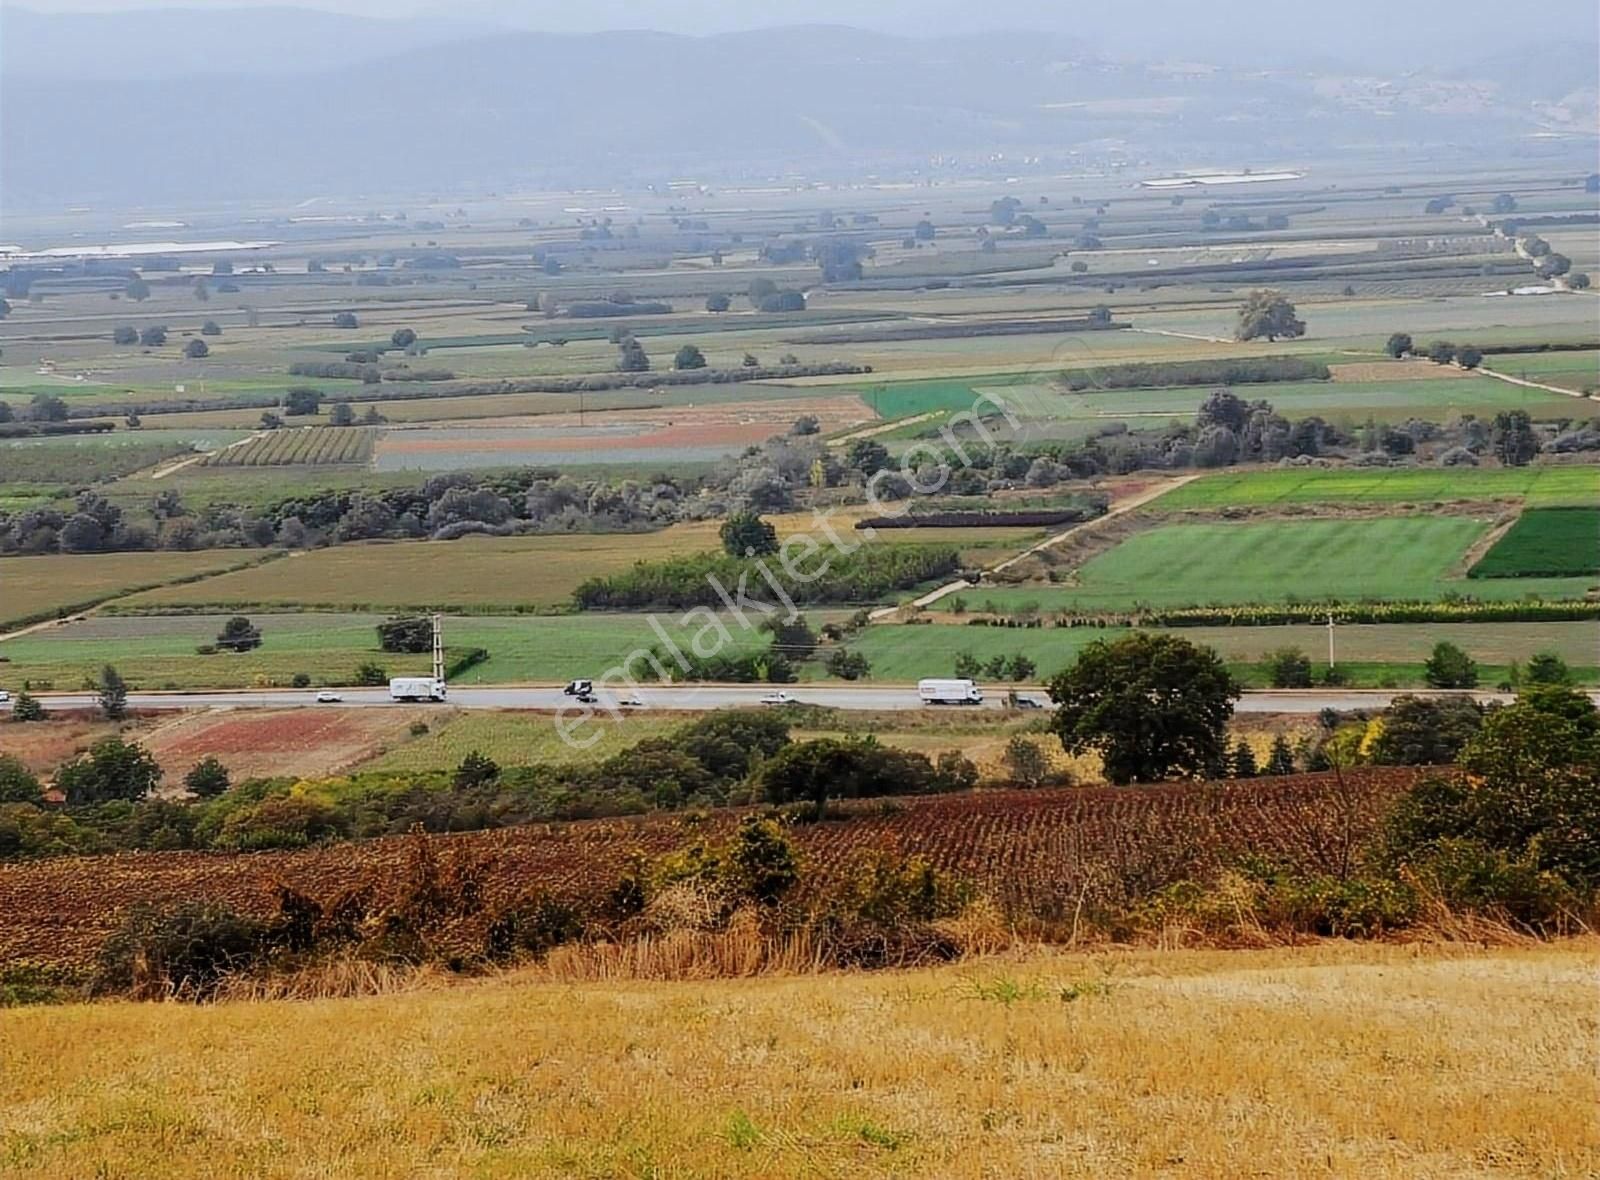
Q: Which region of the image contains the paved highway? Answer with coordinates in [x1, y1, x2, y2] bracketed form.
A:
[31, 685, 1586, 716]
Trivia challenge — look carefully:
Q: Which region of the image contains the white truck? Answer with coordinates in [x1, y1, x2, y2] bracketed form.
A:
[389, 677, 447, 702]
[918, 678, 983, 705]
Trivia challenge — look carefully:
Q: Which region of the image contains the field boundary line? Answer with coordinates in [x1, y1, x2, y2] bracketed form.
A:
[869, 474, 1201, 619]
[1477, 365, 1597, 401]
[148, 431, 266, 480]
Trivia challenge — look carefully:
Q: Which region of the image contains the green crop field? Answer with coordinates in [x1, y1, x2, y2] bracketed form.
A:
[0, 551, 280, 631]
[933, 517, 1596, 613]
[0, 611, 782, 690]
[1481, 349, 1599, 392]
[843, 620, 1600, 685]
[1156, 465, 1600, 510]
[1470, 507, 1600, 579]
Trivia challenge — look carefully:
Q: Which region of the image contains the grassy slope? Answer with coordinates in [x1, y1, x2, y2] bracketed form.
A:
[2, 943, 1594, 1178]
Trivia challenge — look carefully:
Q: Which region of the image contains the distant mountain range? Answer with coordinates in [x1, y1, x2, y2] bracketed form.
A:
[2, 7, 1595, 209]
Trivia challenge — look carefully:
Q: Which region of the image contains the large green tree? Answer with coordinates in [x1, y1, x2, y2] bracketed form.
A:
[56, 737, 161, 806]
[1046, 633, 1240, 784]
[1235, 289, 1305, 342]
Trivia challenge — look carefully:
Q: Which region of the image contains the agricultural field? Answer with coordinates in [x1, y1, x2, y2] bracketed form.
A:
[1480, 348, 1599, 392]
[3, 940, 1590, 1178]
[843, 619, 1600, 685]
[0, 434, 217, 485]
[119, 530, 727, 612]
[197, 427, 376, 467]
[139, 707, 441, 785]
[1470, 506, 1600, 579]
[0, 550, 280, 631]
[934, 516, 1598, 614]
[1154, 464, 1600, 510]
[0, 770, 1424, 969]
[369, 396, 872, 471]
[0, 610, 803, 690]
[356, 709, 686, 773]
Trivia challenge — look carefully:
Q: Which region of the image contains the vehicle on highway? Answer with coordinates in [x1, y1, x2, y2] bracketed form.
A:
[618, 694, 645, 708]
[760, 691, 797, 706]
[314, 690, 344, 703]
[0, 690, 9, 704]
[389, 676, 447, 702]
[563, 679, 594, 696]
[1013, 696, 1044, 710]
[919, 678, 983, 705]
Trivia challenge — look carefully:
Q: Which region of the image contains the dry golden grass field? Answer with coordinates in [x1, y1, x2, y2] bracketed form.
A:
[2, 941, 1594, 1178]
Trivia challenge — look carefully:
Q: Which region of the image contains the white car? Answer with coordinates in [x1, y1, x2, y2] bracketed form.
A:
[314, 690, 344, 703]
[759, 691, 797, 706]
[618, 694, 646, 708]
[0, 691, 10, 704]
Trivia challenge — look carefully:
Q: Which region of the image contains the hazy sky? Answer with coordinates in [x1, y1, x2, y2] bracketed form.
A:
[4, 0, 1596, 72]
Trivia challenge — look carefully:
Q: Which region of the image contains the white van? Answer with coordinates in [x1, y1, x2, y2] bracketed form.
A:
[918, 678, 983, 705]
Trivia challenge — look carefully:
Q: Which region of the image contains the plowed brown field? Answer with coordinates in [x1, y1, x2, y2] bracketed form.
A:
[0, 769, 1426, 968]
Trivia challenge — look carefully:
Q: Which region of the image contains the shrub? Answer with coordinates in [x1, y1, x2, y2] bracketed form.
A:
[184, 756, 231, 799]
[215, 615, 262, 653]
[1369, 695, 1483, 766]
[1002, 736, 1050, 787]
[486, 890, 585, 960]
[454, 751, 500, 789]
[353, 661, 388, 687]
[1264, 647, 1313, 689]
[0, 756, 43, 805]
[218, 795, 341, 851]
[92, 902, 268, 1000]
[1524, 651, 1572, 686]
[291, 672, 311, 688]
[377, 616, 433, 653]
[757, 738, 942, 817]
[10, 691, 45, 722]
[1424, 641, 1478, 689]
[825, 649, 870, 680]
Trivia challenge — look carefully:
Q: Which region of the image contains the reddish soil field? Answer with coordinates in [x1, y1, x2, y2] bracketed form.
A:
[142, 708, 435, 784]
[0, 769, 1426, 968]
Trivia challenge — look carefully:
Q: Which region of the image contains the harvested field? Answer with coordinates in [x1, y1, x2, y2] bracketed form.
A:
[371, 396, 872, 470]
[0, 550, 280, 631]
[121, 529, 729, 611]
[1327, 360, 1476, 381]
[0, 715, 131, 776]
[140, 707, 439, 784]
[3, 941, 1592, 1179]
[0, 770, 1425, 969]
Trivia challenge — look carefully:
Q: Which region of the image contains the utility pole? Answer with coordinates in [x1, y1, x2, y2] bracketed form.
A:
[1326, 612, 1336, 668]
[432, 613, 445, 685]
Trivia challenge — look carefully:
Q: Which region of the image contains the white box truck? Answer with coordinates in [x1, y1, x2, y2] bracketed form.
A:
[918, 678, 983, 705]
[389, 677, 447, 702]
